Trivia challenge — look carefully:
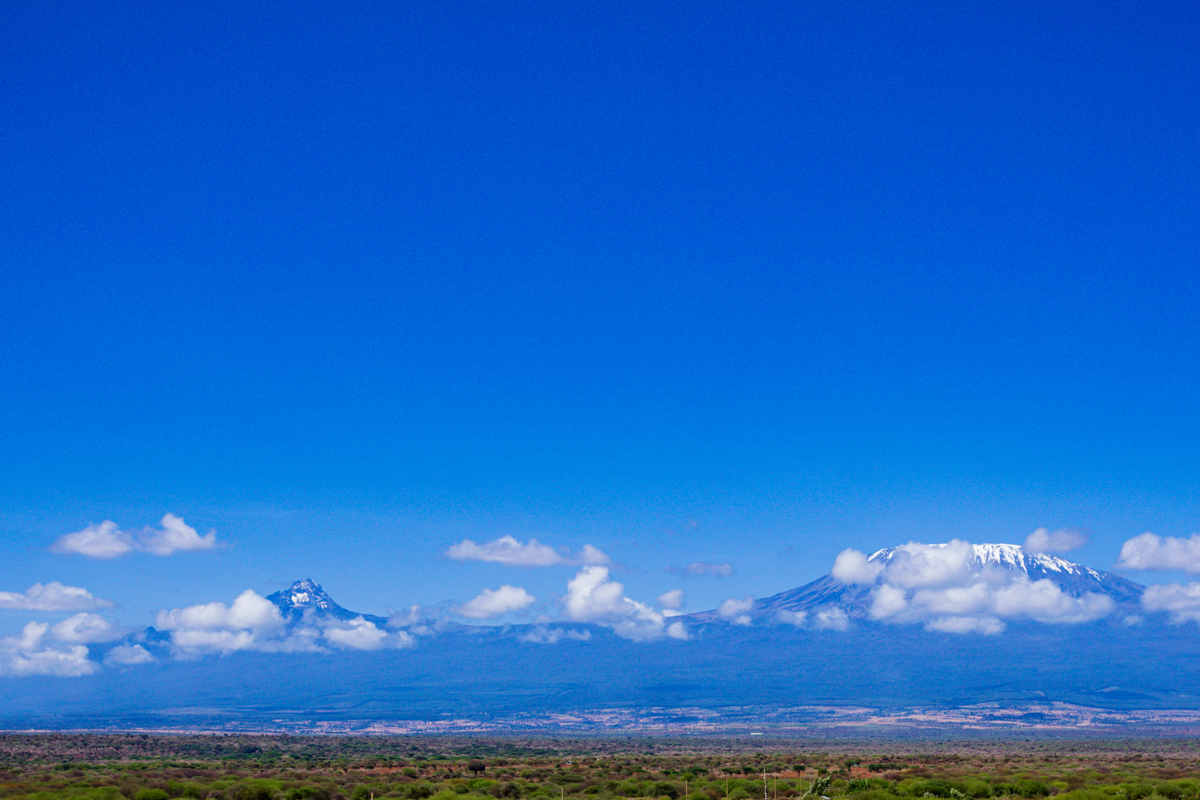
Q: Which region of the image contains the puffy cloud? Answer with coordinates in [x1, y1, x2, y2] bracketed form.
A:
[518, 625, 592, 644]
[831, 549, 884, 585]
[657, 589, 685, 612]
[323, 617, 414, 651]
[155, 590, 412, 656]
[884, 540, 974, 588]
[827, 539, 1119, 634]
[812, 606, 850, 631]
[155, 590, 284, 632]
[1118, 532, 1200, 574]
[0, 582, 113, 611]
[563, 566, 677, 641]
[0, 622, 98, 677]
[51, 515, 218, 559]
[104, 644, 154, 665]
[1142, 583, 1200, 623]
[51, 613, 125, 644]
[446, 536, 609, 567]
[717, 597, 754, 626]
[1024, 527, 1088, 554]
[667, 562, 734, 578]
[454, 585, 536, 620]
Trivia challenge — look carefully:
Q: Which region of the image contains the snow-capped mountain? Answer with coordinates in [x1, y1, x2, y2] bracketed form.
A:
[265, 578, 388, 625]
[694, 542, 1145, 625]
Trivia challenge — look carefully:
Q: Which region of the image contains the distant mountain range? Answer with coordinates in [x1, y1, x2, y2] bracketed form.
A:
[3, 543, 1194, 733]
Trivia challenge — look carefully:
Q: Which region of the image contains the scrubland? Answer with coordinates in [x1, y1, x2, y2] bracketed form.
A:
[1, 735, 1198, 800]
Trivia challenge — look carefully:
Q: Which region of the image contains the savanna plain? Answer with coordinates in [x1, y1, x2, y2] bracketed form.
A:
[2, 735, 1198, 800]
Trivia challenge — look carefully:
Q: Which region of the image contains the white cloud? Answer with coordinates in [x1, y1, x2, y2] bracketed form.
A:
[155, 590, 284, 632]
[1024, 527, 1088, 554]
[0, 582, 113, 611]
[446, 536, 609, 567]
[1142, 582, 1200, 623]
[324, 617, 415, 651]
[518, 625, 592, 644]
[665, 621, 690, 640]
[155, 591, 414, 656]
[657, 589, 685, 610]
[139, 514, 217, 555]
[1117, 532, 1200, 574]
[775, 609, 806, 627]
[51, 515, 218, 559]
[812, 606, 850, 631]
[50, 521, 132, 559]
[884, 540, 974, 588]
[0, 621, 98, 677]
[831, 549, 883, 585]
[454, 585, 536, 620]
[563, 566, 674, 641]
[51, 613, 124, 644]
[717, 597, 754, 626]
[104, 644, 154, 665]
[829, 539, 1120, 633]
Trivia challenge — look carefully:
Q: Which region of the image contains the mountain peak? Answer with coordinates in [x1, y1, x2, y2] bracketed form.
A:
[265, 579, 387, 625]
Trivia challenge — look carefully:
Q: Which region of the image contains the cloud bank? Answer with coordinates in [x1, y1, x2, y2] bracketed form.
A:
[0, 621, 99, 677]
[831, 540, 1116, 634]
[155, 590, 414, 656]
[0, 582, 113, 611]
[51, 515, 218, 559]
[446, 536, 609, 567]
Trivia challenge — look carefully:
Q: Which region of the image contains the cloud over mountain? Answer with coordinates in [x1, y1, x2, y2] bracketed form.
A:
[825, 540, 1121, 634]
[446, 536, 609, 567]
[0, 621, 98, 677]
[1024, 527, 1088, 554]
[563, 566, 687, 641]
[51, 515, 218, 559]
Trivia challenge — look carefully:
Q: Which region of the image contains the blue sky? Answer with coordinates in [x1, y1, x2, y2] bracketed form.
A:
[2, 1, 1199, 640]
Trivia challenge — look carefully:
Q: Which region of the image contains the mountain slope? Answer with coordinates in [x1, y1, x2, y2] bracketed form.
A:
[265, 578, 388, 625]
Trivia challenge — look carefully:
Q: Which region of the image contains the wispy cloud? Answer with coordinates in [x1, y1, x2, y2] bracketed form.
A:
[0, 582, 113, 611]
[454, 585, 536, 619]
[1024, 527, 1088, 554]
[665, 562, 734, 577]
[1117, 532, 1200, 573]
[518, 625, 592, 644]
[446, 536, 609, 567]
[51, 515, 218, 559]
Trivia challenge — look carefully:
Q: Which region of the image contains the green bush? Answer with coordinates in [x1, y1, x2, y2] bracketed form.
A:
[136, 791, 171, 800]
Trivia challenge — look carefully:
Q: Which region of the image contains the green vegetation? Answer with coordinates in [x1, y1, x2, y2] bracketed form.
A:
[0, 734, 1198, 800]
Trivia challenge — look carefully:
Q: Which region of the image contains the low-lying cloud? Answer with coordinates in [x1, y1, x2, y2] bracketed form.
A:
[563, 566, 688, 641]
[51, 515, 218, 559]
[717, 597, 753, 626]
[1141, 583, 1200, 624]
[0, 582, 113, 611]
[446, 536, 609, 567]
[830, 540, 1116, 634]
[155, 590, 414, 656]
[1117, 532, 1200, 574]
[0, 621, 98, 677]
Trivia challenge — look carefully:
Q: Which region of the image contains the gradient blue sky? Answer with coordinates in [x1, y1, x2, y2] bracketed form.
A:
[2, 1, 1199, 632]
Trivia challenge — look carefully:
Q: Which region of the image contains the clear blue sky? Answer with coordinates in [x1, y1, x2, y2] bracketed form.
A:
[2, 0, 1198, 631]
